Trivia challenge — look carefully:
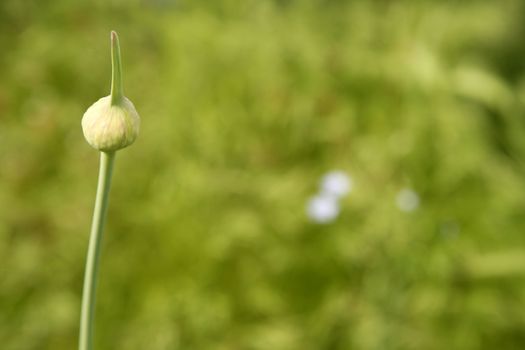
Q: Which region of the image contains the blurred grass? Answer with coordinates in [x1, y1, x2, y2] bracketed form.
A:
[2, 0, 525, 349]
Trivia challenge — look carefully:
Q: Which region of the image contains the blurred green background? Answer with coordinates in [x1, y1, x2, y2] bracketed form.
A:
[2, 0, 525, 349]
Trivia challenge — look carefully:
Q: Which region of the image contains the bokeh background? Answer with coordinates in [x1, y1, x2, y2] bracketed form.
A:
[2, 0, 525, 349]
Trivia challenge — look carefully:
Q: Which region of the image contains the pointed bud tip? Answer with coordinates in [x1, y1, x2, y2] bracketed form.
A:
[110, 31, 123, 104]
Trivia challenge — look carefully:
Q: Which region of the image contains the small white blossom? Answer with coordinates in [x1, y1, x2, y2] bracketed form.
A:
[396, 188, 420, 212]
[320, 171, 352, 198]
[306, 195, 340, 224]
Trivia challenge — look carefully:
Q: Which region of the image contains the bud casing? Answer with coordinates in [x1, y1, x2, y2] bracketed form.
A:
[82, 96, 140, 152]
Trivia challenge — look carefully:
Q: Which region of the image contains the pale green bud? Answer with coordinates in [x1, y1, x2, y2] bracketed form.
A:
[82, 96, 140, 152]
[82, 31, 140, 152]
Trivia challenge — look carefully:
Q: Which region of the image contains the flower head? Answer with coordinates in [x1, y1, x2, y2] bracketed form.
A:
[320, 170, 352, 198]
[82, 96, 140, 152]
[306, 194, 340, 224]
[81, 31, 140, 152]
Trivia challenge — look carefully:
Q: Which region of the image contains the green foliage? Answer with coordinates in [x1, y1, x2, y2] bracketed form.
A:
[2, 0, 525, 349]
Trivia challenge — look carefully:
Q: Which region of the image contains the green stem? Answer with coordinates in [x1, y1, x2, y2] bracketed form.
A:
[110, 31, 123, 105]
[79, 151, 116, 350]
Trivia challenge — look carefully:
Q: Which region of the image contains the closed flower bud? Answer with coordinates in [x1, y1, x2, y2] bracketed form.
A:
[82, 96, 140, 152]
[82, 31, 140, 152]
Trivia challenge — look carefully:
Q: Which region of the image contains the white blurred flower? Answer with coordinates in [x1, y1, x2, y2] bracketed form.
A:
[396, 188, 420, 212]
[306, 195, 340, 224]
[320, 171, 352, 198]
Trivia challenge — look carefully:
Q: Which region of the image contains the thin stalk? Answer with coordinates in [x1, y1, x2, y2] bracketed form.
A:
[110, 31, 123, 105]
[79, 151, 116, 350]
